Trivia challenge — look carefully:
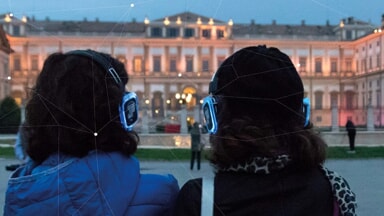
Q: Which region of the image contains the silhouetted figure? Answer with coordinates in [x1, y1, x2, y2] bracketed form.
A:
[190, 122, 201, 170]
[346, 120, 356, 152]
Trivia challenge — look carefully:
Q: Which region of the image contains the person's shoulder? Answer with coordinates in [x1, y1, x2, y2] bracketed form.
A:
[142, 173, 178, 185]
[175, 178, 202, 212]
[179, 178, 202, 195]
[140, 173, 180, 195]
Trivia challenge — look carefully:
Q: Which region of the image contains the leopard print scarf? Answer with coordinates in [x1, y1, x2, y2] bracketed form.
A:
[218, 155, 357, 216]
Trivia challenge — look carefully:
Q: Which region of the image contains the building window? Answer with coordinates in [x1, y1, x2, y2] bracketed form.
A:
[330, 58, 337, 73]
[314, 91, 323, 110]
[166, 28, 179, 37]
[346, 91, 354, 110]
[377, 54, 381, 68]
[362, 59, 366, 71]
[184, 28, 195, 38]
[31, 55, 39, 71]
[13, 55, 21, 71]
[216, 29, 224, 39]
[133, 56, 143, 73]
[315, 58, 322, 73]
[299, 57, 307, 73]
[151, 27, 162, 37]
[356, 60, 359, 72]
[346, 30, 352, 40]
[345, 58, 352, 72]
[186, 56, 193, 72]
[13, 25, 20, 36]
[153, 56, 161, 72]
[377, 90, 381, 108]
[202, 59, 209, 72]
[369, 57, 372, 69]
[202, 29, 211, 39]
[169, 57, 177, 72]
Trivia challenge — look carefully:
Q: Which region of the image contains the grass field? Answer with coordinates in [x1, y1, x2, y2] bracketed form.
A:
[1, 146, 384, 160]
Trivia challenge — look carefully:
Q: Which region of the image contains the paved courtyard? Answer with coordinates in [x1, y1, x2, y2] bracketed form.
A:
[0, 157, 382, 215]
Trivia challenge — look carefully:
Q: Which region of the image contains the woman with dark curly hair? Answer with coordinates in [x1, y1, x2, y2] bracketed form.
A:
[174, 45, 356, 216]
[4, 50, 179, 215]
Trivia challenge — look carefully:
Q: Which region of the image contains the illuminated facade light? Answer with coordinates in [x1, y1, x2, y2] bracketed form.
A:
[163, 17, 170, 26]
[21, 16, 28, 23]
[196, 17, 202, 25]
[4, 14, 12, 23]
[208, 18, 214, 25]
[228, 19, 233, 26]
[144, 16, 150, 25]
[339, 20, 344, 28]
[176, 16, 182, 25]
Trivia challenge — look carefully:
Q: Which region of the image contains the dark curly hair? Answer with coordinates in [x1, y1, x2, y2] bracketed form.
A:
[208, 98, 327, 170]
[25, 51, 139, 163]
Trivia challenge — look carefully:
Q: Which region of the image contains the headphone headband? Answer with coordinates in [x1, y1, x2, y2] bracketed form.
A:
[65, 49, 139, 131]
[66, 49, 123, 86]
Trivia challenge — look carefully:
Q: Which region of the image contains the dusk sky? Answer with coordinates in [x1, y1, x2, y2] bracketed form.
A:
[1, 0, 383, 26]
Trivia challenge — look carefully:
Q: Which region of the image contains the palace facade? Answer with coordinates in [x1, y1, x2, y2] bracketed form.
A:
[1, 12, 384, 131]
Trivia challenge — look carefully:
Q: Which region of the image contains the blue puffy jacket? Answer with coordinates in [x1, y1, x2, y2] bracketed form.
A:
[4, 151, 179, 216]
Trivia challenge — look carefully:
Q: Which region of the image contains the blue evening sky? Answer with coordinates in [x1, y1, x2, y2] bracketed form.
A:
[1, 0, 383, 26]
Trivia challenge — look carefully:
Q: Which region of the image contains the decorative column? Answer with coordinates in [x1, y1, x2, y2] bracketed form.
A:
[141, 107, 149, 134]
[331, 105, 339, 132]
[180, 105, 188, 134]
[367, 104, 375, 131]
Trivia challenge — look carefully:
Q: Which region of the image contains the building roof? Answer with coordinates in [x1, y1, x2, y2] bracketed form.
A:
[0, 12, 377, 40]
[0, 26, 12, 54]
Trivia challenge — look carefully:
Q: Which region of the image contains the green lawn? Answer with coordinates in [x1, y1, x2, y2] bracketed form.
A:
[1, 146, 384, 160]
[326, 146, 384, 159]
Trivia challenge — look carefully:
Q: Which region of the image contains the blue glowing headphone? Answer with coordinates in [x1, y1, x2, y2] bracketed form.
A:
[202, 96, 311, 134]
[66, 49, 139, 131]
[302, 97, 311, 127]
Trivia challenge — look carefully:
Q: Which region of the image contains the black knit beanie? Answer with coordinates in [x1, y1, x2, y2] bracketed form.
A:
[209, 45, 304, 126]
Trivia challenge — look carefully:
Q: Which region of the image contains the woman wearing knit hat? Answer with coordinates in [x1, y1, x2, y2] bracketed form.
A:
[174, 45, 356, 216]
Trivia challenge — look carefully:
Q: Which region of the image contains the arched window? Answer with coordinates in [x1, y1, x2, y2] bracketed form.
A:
[345, 91, 354, 110]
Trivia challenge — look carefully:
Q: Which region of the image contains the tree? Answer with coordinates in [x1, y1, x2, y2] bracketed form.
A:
[0, 96, 21, 134]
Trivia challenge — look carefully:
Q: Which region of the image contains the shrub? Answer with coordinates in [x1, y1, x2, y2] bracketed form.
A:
[0, 96, 21, 134]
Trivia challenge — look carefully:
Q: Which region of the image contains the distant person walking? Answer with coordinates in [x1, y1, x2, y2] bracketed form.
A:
[346, 120, 356, 153]
[190, 122, 202, 170]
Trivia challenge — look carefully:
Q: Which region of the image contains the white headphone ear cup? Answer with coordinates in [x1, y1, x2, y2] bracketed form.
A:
[202, 96, 218, 134]
[119, 92, 139, 131]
